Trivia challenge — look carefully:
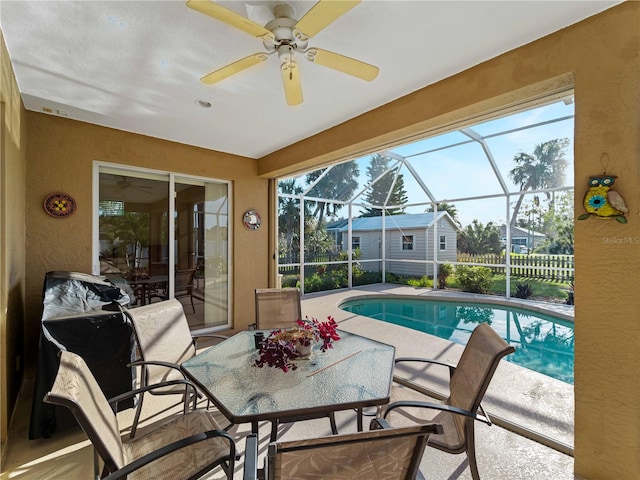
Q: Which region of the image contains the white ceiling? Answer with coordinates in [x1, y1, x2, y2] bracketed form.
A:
[1, 1, 620, 159]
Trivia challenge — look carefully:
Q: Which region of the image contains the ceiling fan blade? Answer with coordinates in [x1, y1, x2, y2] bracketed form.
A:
[201, 53, 268, 84]
[186, 0, 274, 40]
[306, 48, 379, 81]
[281, 62, 303, 106]
[294, 0, 360, 39]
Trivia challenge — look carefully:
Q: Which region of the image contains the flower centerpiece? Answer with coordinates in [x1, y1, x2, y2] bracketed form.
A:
[254, 316, 340, 372]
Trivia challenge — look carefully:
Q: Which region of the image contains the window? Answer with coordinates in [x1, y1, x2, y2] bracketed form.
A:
[99, 200, 124, 217]
[351, 236, 361, 250]
[439, 235, 446, 250]
[402, 235, 414, 251]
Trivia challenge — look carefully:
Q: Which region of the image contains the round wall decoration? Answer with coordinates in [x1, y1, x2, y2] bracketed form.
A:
[243, 210, 261, 230]
[43, 192, 77, 218]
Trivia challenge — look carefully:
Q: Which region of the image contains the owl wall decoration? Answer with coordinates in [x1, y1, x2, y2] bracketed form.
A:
[578, 174, 628, 223]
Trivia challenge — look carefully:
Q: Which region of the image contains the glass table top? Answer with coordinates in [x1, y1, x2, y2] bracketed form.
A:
[181, 330, 395, 424]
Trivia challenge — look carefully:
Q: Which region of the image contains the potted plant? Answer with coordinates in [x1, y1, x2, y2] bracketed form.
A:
[254, 317, 340, 372]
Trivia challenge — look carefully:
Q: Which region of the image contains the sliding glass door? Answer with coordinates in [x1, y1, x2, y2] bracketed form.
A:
[95, 164, 231, 331]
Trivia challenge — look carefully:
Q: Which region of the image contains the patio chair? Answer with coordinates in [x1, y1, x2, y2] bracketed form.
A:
[253, 287, 302, 330]
[174, 269, 197, 313]
[44, 350, 236, 480]
[243, 418, 443, 480]
[253, 287, 338, 441]
[125, 299, 228, 437]
[382, 322, 515, 480]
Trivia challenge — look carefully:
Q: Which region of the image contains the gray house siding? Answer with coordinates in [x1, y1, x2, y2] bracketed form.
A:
[337, 213, 458, 277]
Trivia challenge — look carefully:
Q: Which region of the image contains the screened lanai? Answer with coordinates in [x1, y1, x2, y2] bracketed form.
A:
[278, 93, 575, 301]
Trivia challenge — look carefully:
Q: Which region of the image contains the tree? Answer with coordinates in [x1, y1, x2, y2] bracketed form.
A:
[508, 138, 570, 229]
[360, 154, 408, 217]
[278, 179, 308, 260]
[539, 191, 574, 254]
[426, 202, 460, 226]
[99, 211, 150, 268]
[457, 220, 502, 255]
[305, 161, 359, 226]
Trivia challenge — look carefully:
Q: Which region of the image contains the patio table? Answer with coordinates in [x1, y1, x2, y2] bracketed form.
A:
[181, 329, 395, 439]
[128, 275, 167, 306]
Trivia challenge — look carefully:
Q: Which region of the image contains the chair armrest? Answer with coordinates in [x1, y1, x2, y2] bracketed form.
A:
[369, 417, 393, 430]
[101, 429, 237, 480]
[243, 434, 259, 480]
[395, 357, 457, 378]
[192, 334, 229, 349]
[107, 379, 199, 411]
[384, 400, 492, 426]
[128, 359, 183, 372]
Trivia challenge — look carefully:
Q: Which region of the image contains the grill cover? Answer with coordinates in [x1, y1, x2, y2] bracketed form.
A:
[29, 271, 135, 439]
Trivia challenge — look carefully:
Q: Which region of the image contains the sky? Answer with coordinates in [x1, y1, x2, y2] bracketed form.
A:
[280, 97, 575, 228]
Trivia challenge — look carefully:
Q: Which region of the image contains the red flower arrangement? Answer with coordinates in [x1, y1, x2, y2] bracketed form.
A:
[254, 316, 340, 372]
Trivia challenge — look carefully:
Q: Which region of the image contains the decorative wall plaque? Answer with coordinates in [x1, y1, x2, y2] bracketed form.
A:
[44, 192, 77, 218]
[243, 210, 261, 230]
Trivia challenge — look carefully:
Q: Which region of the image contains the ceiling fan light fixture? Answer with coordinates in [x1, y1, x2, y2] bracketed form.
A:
[191, 0, 377, 106]
[277, 44, 294, 64]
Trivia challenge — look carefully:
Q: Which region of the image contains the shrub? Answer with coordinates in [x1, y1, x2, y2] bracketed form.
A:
[454, 265, 493, 294]
[407, 276, 433, 288]
[566, 280, 574, 305]
[437, 263, 453, 289]
[514, 282, 534, 299]
[385, 272, 402, 284]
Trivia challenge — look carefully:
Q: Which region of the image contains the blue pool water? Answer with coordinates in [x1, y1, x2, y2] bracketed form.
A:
[340, 297, 574, 384]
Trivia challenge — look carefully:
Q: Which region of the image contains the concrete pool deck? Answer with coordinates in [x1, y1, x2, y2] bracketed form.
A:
[301, 284, 575, 454]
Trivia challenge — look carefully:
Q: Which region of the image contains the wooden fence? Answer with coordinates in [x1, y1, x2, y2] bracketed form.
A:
[456, 253, 574, 282]
[279, 252, 575, 283]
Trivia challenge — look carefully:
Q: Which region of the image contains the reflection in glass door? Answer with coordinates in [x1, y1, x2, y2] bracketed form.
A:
[174, 178, 229, 329]
[96, 164, 231, 331]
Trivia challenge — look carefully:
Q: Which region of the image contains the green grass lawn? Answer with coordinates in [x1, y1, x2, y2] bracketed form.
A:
[448, 274, 572, 302]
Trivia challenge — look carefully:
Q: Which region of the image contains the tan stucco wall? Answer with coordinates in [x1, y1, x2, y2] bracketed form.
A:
[258, 4, 640, 479]
[1, 3, 639, 478]
[0, 30, 27, 464]
[24, 115, 269, 366]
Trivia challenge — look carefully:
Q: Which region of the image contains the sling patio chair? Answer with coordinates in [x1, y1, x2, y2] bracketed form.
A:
[253, 287, 338, 441]
[125, 298, 228, 437]
[243, 418, 443, 480]
[252, 287, 302, 330]
[44, 350, 236, 480]
[381, 322, 515, 480]
[174, 269, 197, 313]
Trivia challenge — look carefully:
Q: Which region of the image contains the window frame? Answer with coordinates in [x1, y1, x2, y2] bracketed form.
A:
[402, 235, 414, 251]
[92, 161, 233, 332]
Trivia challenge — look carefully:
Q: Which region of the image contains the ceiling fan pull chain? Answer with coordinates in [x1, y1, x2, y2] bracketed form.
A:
[289, 46, 294, 80]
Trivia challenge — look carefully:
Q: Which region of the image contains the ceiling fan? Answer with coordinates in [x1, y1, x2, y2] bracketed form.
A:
[186, 0, 379, 105]
[105, 177, 154, 195]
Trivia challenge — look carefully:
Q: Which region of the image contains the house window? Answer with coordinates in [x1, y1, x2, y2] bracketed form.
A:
[439, 235, 446, 250]
[351, 236, 360, 251]
[402, 235, 414, 251]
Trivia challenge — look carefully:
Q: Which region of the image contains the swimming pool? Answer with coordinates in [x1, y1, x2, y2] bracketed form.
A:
[340, 297, 574, 384]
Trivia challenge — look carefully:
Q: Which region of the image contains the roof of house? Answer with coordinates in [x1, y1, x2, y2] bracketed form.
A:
[332, 212, 452, 232]
[499, 225, 546, 239]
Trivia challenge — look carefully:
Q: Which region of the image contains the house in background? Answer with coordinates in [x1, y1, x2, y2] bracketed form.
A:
[330, 212, 458, 277]
[500, 225, 546, 253]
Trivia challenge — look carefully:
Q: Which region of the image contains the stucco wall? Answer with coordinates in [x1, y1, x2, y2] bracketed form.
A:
[24, 114, 269, 366]
[258, 4, 640, 479]
[2, 3, 639, 478]
[0, 30, 27, 464]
